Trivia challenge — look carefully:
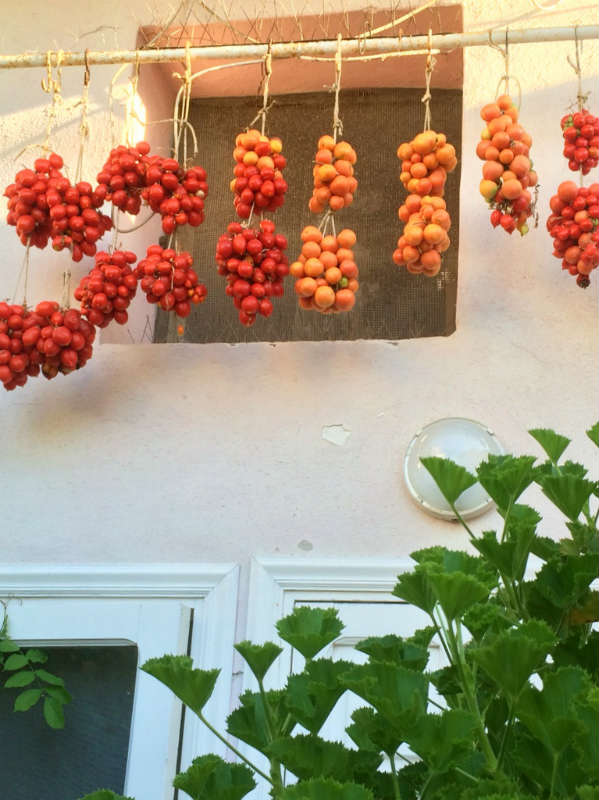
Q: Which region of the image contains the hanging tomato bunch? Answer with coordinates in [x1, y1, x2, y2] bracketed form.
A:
[477, 95, 538, 236]
[216, 221, 289, 326]
[547, 181, 599, 288]
[135, 245, 207, 318]
[290, 226, 358, 312]
[308, 136, 358, 214]
[0, 300, 95, 391]
[4, 153, 112, 261]
[230, 129, 288, 219]
[74, 250, 138, 327]
[393, 131, 457, 276]
[561, 109, 599, 175]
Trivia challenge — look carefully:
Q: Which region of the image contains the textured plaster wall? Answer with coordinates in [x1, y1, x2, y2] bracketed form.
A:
[0, 1, 597, 566]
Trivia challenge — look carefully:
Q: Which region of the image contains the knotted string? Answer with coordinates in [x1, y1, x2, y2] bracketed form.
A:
[421, 28, 435, 131]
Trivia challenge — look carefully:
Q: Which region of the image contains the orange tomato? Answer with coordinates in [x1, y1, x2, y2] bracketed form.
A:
[334, 288, 356, 311]
[325, 266, 342, 284]
[314, 285, 335, 309]
[302, 241, 321, 259]
[337, 229, 357, 248]
[318, 134, 336, 151]
[301, 225, 323, 243]
[304, 257, 324, 278]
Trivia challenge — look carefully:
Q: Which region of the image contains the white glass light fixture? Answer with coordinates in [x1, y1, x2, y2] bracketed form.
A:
[404, 417, 505, 520]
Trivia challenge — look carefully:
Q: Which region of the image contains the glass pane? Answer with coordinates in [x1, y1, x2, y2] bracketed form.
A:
[0, 644, 137, 800]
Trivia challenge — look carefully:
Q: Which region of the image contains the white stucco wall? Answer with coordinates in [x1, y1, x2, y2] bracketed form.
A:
[0, 1, 597, 567]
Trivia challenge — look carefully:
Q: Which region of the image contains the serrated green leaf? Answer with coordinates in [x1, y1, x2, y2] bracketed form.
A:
[553, 631, 599, 682]
[566, 521, 599, 555]
[422, 567, 490, 620]
[586, 422, 599, 447]
[532, 553, 597, 611]
[577, 786, 599, 800]
[4, 670, 35, 688]
[141, 655, 219, 717]
[173, 753, 256, 800]
[529, 534, 560, 562]
[279, 778, 374, 800]
[476, 455, 537, 512]
[45, 685, 72, 704]
[339, 662, 428, 724]
[463, 602, 512, 641]
[13, 688, 42, 711]
[411, 547, 496, 586]
[3, 653, 28, 670]
[34, 668, 64, 686]
[516, 667, 592, 756]
[43, 695, 65, 729]
[346, 706, 404, 756]
[284, 659, 351, 734]
[429, 665, 462, 702]
[226, 689, 284, 752]
[529, 428, 571, 464]
[470, 620, 555, 700]
[420, 457, 477, 506]
[276, 607, 343, 660]
[25, 648, 47, 664]
[0, 638, 20, 653]
[355, 633, 429, 672]
[392, 570, 436, 614]
[536, 471, 595, 521]
[394, 762, 428, 800]
[78, 792, 134, 800]
[405, 709, 479, 772]
[234, 640, 282, 682]
[267, 734, 382, 782]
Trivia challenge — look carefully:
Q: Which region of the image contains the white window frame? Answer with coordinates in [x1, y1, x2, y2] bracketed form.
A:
[0, 563, 239, 800]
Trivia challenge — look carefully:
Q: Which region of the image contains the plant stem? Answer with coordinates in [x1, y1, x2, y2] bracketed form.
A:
[257, 678, 284, 796]
[449, 503, 476, 540]
[198, 713, 273, 784]
[549, 754, 559, 799]
[389, 753, 402, 800]
[496, 705, 514, 770]
[454, 766, 479, 784]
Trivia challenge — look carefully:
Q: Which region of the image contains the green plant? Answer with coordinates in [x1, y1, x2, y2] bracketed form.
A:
[80, 425, 598, 800]
[0, 604, 71, 729]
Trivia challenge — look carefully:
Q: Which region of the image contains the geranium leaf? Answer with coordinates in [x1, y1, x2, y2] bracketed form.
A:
[476, 455, 537, 512]
[226, 689, 284, 752]
[586, 422, 599, 447]
[339, 662, 428, 724]
[535, 471, 595, 521]
[355, 633, 430, 672]
[5, 670, 35, 688]
[279, 778, 374, 800]
[14, 688, 42, 711]
[470, 620, 555, 700]
[141, 655, 219, 717]
[234, 640, 282, 682]
[420, 457, 477, 506]
[276, 607, 343, 660]
[392, 570, 436, 614]
[173, 754, 256, 800]
[267, 734, 382, 782]
[532, 553, 597, 611]
[43, 696, 65, 729]
[346, 706, 405, 756]
[284, 659, 351, 734]
[463, 602, 511, 641]
[529, 428, 571, 464]
[421, 567, 490, 621]
[405, 709, 479, 772]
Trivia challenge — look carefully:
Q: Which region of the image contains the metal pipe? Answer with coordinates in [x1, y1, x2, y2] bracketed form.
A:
[0, 25, 597, 70]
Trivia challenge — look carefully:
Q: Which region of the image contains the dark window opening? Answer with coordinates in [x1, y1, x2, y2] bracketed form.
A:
[154, 86, 462, 344]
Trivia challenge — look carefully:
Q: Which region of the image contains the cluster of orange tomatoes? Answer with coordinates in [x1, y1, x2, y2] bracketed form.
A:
[393, 130, 457, 276]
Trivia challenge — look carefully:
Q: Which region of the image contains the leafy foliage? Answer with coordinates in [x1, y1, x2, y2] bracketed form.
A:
[79, 425, 598, 800]
[0, 617, 70, 729]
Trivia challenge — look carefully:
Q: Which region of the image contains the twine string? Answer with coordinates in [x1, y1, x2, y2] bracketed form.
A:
[332, 34, 343, 142]
[12, 241, 31, 306]
[566, 26, 587, 112]
[489, 28, 522, 108]
[172, 42, 196, 165]
[41, 49, 64, 151]
[75, 50, 90, 184]
[421, 28, 435, 131]
[61, 269, 72, 310]
[124, 51, 141, 147]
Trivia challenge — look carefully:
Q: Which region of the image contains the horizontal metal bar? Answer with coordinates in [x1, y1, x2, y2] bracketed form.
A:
[0, 25, 597, 70]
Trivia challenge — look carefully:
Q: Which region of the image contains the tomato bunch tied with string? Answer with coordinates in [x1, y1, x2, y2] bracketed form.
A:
[393, 130, 457, 277]
[291, 226, 358, 312]
[547, 180, 599, 288]
[561, 109, 599, 175]
[136, 245, 207, 318]
[309, 136, 357, 213]
[230, 129, 288, 219]
[477, 94, 537, 235]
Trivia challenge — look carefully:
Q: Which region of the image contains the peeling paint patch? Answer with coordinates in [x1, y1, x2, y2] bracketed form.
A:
[298, 539, 313, 551]
[322, 424, 351, 446]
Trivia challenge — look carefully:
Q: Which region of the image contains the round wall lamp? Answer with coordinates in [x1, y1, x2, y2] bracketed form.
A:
[404, 417, 505, 521]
